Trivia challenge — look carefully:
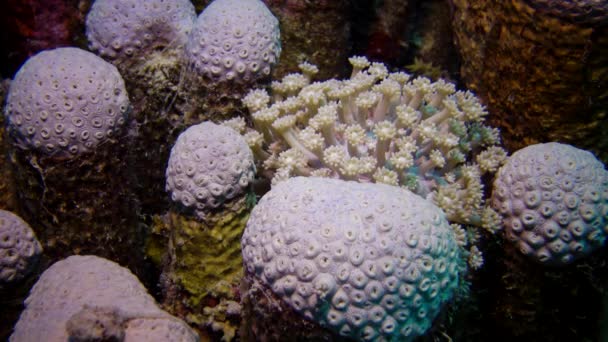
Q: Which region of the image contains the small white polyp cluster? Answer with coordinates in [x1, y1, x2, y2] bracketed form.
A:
[166, 122, 255, 216]
[10, 255, 197, 342]
[185, 0, 281, 83]
[0, 210, 41, 287]
[492, 142, 608, 266]
[242, 177, 463, 341]
[5, 47, 130, 157]
[86, 0, 196, 65]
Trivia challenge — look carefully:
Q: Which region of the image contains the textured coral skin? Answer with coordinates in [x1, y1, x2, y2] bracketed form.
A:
[10, 255, 198, 342]
[185, 0, 281, 84]
[492, 143, 608, 265]
[242, 177, 463, 341]
[5, 47, 129, 158]
[86, 0, 196, 68]
[166, 122, 255, 218]
[0, 210, 41, 287]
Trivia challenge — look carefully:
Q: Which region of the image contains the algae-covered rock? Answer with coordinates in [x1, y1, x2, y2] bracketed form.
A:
[451, 0, 608, 163]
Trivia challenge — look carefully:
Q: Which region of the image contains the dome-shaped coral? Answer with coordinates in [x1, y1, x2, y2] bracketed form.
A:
[4, 47, 130, 158]
[242, 177, 464, 341]
[166, 122, 255, 217]
[0, 210, 41, 287]
[492, 142, 608, 266]
[184, 0, 281, 84]
[86, 0, 196, 66]
[10, 255, 197, 342]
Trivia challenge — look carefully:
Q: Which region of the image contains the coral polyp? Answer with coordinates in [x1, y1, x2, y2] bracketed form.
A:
[232, 56, 507, 234]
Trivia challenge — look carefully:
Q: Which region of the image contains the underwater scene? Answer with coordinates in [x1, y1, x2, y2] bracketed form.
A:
[0, 0, 607, 341]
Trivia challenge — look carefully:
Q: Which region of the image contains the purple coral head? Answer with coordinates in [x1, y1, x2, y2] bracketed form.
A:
[492, 142, 608, 266]
[184, 0, 281, 84]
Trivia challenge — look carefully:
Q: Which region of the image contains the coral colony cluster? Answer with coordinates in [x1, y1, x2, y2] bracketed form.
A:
[242, 177, 465, 341]
[2, 0, 608, 341]
[229, 56, 507, 269]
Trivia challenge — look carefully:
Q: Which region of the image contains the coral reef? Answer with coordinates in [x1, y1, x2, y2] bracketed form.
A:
[241, 177, 466, 341]
[10, 255, 198, 342]
[492, 142, 608, 266]
[0, 210, 41, 288]
[161, 122, 255, 340]
[86, 0, 196, 216]
[235, 57, 506, 245]
[3, 47, 144, 275]
[262, 0, 351, 80]
[450, 0, 608, 163]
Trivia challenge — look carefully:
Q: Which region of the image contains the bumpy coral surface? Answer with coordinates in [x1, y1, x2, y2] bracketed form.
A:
[242, 177, 464, 341]
[166, 122, 255, 217]
[234, 57, 506, 241]
[10, 255, 198, 342]
[0, 210, 41, 287]
[4, 47, 129, 158]
[86, 0, 196, 66]
[492, 143, 608, 266]
[185, 0, 281, 83]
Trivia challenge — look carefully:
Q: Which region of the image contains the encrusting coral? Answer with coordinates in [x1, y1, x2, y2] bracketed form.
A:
[230, 56, 507, 268]
[3, 47, 145, 276]
[10, 255, 198, 342]
[492, 142, 608, 266]
[161, 122, 255, 340]
[241, 177, 467, 341]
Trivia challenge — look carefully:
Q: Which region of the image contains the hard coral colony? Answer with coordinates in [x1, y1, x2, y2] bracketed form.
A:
[230, 56, 507, 268]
